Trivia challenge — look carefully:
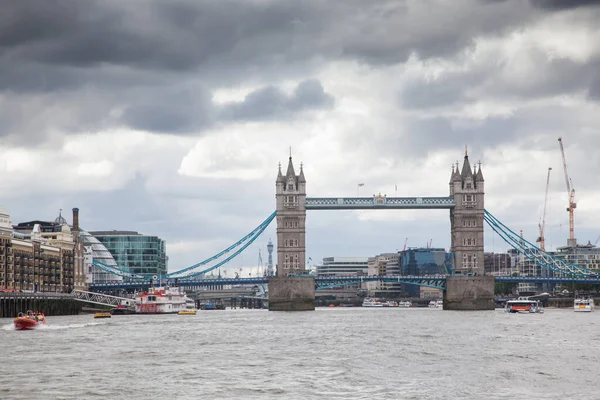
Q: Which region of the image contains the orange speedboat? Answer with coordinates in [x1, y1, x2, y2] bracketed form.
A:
[14, 311, 47, 330]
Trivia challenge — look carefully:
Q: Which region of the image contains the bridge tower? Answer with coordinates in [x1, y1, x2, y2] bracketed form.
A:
[275, 156, 307, 277]
[449, 148, 485, 275]
[270, 155, 314, 311]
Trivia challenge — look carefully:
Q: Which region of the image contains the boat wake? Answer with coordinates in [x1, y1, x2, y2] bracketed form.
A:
[43, 321, 109, 330]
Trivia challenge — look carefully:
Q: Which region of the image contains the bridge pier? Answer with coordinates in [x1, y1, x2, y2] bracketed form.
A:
[443, 275, 495, 310]
[268, 276, 315, 311]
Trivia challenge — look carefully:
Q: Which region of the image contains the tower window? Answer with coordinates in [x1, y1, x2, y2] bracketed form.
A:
[288, 184, 294, 191]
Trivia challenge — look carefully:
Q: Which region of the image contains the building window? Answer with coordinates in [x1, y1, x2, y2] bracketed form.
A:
[463, 253, 477, 270]
[288, 184, 294, 191]
[285, 239, 288, 247]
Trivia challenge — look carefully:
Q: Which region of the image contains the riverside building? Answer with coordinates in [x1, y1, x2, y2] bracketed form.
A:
[90, 231, 167, 277]
[1, 208, 82, 292]
[316, 257, 369, 277]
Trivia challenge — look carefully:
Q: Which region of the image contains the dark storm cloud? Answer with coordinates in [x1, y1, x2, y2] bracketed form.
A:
[529, 0, 600, 9]
[0, 0, 587, 140]
[1, 0, 539, 81]
[400, 53, 600, 110]
[220, 80, 334, 121]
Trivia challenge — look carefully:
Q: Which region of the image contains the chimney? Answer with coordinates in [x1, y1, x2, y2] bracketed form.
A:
[72, 208, 79, 231]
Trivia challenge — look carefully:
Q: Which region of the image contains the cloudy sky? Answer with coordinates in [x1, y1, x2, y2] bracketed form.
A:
[1, 0, 599, 275]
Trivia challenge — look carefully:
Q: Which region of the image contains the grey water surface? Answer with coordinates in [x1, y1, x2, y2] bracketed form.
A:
[1, 308, 598, 399]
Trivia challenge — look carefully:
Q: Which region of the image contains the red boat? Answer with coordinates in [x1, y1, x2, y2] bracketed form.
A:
[14, 311, 47, 330]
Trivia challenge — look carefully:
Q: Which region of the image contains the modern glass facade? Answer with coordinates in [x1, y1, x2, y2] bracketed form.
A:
[90, 231, 168, 277]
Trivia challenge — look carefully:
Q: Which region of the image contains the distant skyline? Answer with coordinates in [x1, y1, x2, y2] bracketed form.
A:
[1, 1, 599, 273]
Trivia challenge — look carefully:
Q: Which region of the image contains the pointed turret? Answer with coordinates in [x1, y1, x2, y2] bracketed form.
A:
[476, 163, 484, 182]
[298, 162, 306, 183]
[461, 154, 473, 182]
[452, 163, 461, 182]
[276, 162, 285, 183]
[285, 156, 296, 178]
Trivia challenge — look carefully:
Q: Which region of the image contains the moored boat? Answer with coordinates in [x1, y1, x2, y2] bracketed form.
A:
[398, 300, 412, 308]
[179, 298, 197, 315]
[14, 311, 47, 330]
[135, 286, 193, 314]
[94, 312, 112, 319]
[362, 298, 384, 307]
[505, 298, 544, 314]
[574, 298, 594, 312]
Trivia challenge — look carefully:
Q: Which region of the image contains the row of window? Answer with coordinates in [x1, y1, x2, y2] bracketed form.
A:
[284, 196, 298, 207]
[283, 221, 299, 228]
[283, 254, 300, 269]
[284, 239, 299, 247]
[462, 238, 477, 246]
[461, 219, 477, 227]
[462, 253, 477, 269]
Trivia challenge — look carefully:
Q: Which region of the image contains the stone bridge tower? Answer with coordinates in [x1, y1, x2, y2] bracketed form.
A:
[275, 156, 306, 277]
[449, 149, 485, 275]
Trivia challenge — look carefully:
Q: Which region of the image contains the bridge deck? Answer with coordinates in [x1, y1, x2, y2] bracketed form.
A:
[305, 197, 456, 210]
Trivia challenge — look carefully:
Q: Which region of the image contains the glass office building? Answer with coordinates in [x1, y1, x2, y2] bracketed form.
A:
[89, 231, 168, 277]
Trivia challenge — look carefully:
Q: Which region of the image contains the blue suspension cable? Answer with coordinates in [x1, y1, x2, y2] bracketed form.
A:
[167, 211, 276, 279]
[483, 209, 592, 277]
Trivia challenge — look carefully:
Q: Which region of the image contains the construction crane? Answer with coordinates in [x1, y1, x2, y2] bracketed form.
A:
[558, 137, 577, 247]
[536, 167, 552, 251]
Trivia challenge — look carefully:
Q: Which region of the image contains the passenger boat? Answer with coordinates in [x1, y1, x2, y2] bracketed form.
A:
[384, 301, 399, 307]
[178, 298, 197, 315]
[505, 298, 544, 313]
[362, 298, 384, 307]
[94, 312, 112, 319]
[398, 301, 412, 308]
[14, 311, 47, 330]
[134, 286, 193, 314]
[574, 298, 594, 312]
[428, 300, 443, 308]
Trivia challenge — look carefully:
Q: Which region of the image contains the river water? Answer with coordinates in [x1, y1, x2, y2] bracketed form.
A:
[1, 307, 598, 399]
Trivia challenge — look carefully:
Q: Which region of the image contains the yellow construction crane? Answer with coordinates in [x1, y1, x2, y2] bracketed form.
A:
[536, 167, 552, 251]
[558, 137, 577, 247]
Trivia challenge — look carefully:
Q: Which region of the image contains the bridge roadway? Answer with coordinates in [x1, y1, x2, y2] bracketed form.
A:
[88, 274, 600, 292]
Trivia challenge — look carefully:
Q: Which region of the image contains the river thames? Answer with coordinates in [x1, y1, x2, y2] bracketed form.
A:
[1, 307, 597, 399]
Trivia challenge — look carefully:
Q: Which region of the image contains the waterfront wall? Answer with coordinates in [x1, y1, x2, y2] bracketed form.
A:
[0, 293, 81, 318]
[547, 297, 600, 308]
[269, 276, 315, 311]
[444, 275, 495, 310]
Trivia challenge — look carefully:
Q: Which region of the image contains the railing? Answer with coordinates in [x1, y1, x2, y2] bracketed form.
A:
[71, 289, 133, 307]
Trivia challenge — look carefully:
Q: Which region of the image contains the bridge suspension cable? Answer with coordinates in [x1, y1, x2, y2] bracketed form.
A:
[166, 211, 277, 279]
[92, 259, 146, 280]
[484, 209, 592, 277]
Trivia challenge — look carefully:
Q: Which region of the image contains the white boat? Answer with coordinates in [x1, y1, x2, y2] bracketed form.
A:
[574, 298, 594, 312]
[505, 297, 544, 314]
[134, 286, 193, 314]
[362, 298, 384, 307]
[428, 300, 443, 308]
[398, 301, 412, 308]
[384, 301, 398, 307]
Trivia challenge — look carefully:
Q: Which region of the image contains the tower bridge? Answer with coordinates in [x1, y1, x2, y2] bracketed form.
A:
[87, 147, 596, 311]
